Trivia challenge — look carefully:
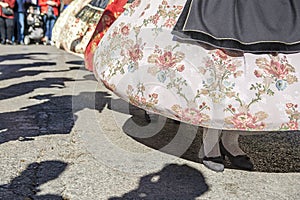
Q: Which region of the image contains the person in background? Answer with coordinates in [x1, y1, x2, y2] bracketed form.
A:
[0, 0, 16, 44]
[14, 0, 27, 44]
[38, 0, 60, 45]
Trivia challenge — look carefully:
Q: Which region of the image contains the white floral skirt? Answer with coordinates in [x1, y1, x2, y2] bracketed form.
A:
[52, 0, 91, 49]
[93, 0, 300, 132]
[59, 0, 109, 56]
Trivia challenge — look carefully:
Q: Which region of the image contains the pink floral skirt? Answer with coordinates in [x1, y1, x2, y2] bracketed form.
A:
[93, 0, 300, 132]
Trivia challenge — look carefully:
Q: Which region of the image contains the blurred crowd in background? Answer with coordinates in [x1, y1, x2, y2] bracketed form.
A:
[0, 0, 73, 45]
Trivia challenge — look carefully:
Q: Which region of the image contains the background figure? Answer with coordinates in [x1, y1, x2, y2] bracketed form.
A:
[38, 0, 60, 45]
[14, 0, 27, 44]
[24, 5, 44, 44]
[0, 0, 16, 44]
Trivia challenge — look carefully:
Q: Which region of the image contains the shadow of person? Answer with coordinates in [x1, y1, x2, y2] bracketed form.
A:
[65, 60, 85, 66]
[0, 160, 67, 199]
[0, 52, 49, 63]
[0, 77, 75, 101]
[109, 164, 208, 200]
[0, 91, 113, 144]
[0, 62, 58, 81]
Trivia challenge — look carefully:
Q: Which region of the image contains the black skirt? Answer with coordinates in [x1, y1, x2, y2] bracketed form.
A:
[172, 0, 300, 53]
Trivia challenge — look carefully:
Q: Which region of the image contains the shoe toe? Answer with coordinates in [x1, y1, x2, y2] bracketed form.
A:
[231, 155, 254, 171]
[203, 160, 225, 172]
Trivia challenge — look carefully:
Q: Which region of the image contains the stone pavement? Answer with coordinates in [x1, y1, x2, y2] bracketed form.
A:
[0, 45, 299, 200]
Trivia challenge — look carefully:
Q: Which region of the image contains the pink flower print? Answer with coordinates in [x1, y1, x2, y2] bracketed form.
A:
[234, 70, 243, 78]
[141, 97, 147, 104]
[152, 93, 158, 99]
[152, 14, 160, 25]
[226, 63, 237, 72]
[265, 60, 289, 79]
[176, 64, 185, 72]
[287, 121, 298, 130]
[128, 44, 143, 62]
[254, 70, 263, 78]
[181, 108, 208, 124]
[204, 58, 214, 68]
[130, 0, 141, 8]
[231, 112, 265, 130]
[156, 51, 177, 70]
[281, 121, 299, 130]
[215, 50, 228, 60]
[111, 30, 118, 39]
[162, 0, 168, 5]
[121, 25, 130, 36]
[164, 18, 176, 28]
[286, 103, 294, 109]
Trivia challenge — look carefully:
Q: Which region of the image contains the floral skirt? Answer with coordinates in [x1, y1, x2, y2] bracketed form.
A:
[84, 0, 132, 71]
[59, 0, 111, 56]
[93, 0, 300, 132]
[52, 0, 91, 49]
[172, 0, 300, 53]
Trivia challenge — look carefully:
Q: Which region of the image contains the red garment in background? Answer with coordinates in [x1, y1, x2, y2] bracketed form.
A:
[84, 0, 128, 72]
[38, 0, 60, 16]
[0, 0, 16, 19]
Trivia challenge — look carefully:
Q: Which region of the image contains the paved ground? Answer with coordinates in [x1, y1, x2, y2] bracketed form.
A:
[0, 45, 299, 200]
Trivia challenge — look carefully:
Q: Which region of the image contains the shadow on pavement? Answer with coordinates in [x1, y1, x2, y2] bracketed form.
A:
[0, 91, 112, 144]
[0, 53, 110, 144]
[109, 164, 208, 200]
[0, 160, 67, 199]
[0, 62, 58, 81]
[65, 60, 85, 66]
[0, 52, 81, 82]
[0, 77, 74, 100]
[120, 105, 300, 173]
[0, 52, 49, 63]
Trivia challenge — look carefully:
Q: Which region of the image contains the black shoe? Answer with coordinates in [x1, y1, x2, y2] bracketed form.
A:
[202, 156, 224, 172]
[144, 111, 151, 123]
[1, 40, 5, 45]
[220, 141, 254, 171]
[144, 111, 159, 123]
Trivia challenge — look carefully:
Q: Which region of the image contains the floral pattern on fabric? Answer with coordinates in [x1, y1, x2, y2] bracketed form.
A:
[254, 56, 298, 91]
[84, 0, 134, 71]
[52, 0, 91, 49]
[199, 50, 244, 103]
[127, 84, 159, 111]
[61, 6, 105, 56]
[57, 0, 111, 57]
[147, 45, 185, 83]
[280, 103, 300, 130]
[93, 0, 300, 132]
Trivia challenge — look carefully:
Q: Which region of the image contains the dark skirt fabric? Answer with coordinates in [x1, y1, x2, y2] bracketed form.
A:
[172, 0, 300, 53]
